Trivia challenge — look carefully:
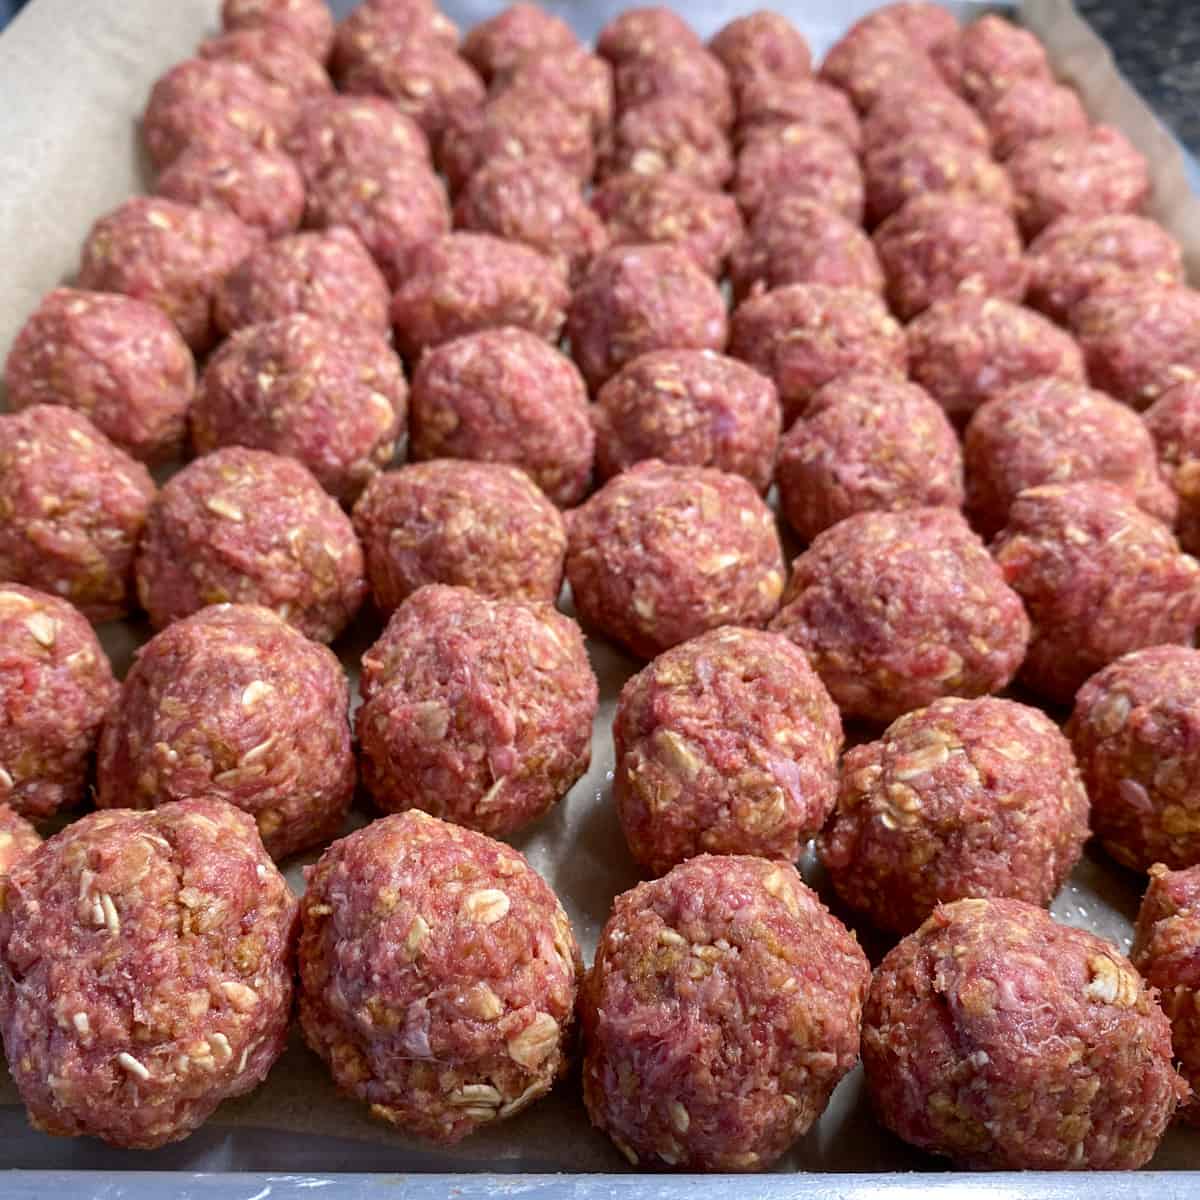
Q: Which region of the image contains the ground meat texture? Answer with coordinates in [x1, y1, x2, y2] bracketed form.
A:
[614, 46, 734, 131]
[136, 446, 364, 643]
[299, 809, 580, 1141]
[601, 97, 733, 191]
[0, 798, 297, 1149]
[776, 373, 964, 543]
[614, 627, 841, 874]
[709, 12, 812, 96]
[491, 49, 614, 138]
[906, 294, 1086, 424]
[192, 314, 405, 505]
[729, 284, 906, 426]
[567, 244, 727, 392]
[97, 604, 352, 860]
[982, 76, 1089, 161]
[409, 328, 592, 507]
[735, 77, 861, 151]
[199, 30, 333, 99]
[771, 507, 1029, 724]
[596, 7, 702, 65]
[964, 377, 1176, 537]
[0, 584, 117, 821]
[214, 227, 391, 336]
[819, 25, 944, 114]
[860, 82, 989, 155]
[4, 288, 194, 464]
[1146, 382, 1200, 556]
[957, 13, 1053, 109]
[993, 481, 1200, 705]
[582, 854, 868, 1171]
[0, 408, 154, 623]
[352, 460, 566, 610]
[77, 197, 259, 355]
[821, 698, 1088, 935]
[222, 0, 334, 63]
[461, 4, 577, 82]
[565, 461, 784, 660]
[592, 350, 781, 492]
[0, 806, 39, 878]
[332, 0, 459, 80]
[1007, 127, 1151, 239]
[733, 124, 863, 224]
[847, 3, 961, 56]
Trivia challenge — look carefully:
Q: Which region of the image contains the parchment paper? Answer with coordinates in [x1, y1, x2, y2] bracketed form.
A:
[0, 0, 1198, 1174]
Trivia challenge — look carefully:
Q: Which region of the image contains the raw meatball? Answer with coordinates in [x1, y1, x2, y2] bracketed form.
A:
[776, 373, 964, 542]
[596, 7, 702, 64]
[357, 586, 597, 834]
[1146, 381, 1200, 555]
[222, 0, 335, 62]
[982, 76, 1089, 160]
[299, 810, 580, 1142]
[907, 293, 1086, 424]
[734, 77, 861, 150]
[729, 283, 906, 425]
[845, 2, 961, 55]
[964, 377, 1176, 536]
[821, 698, 1088, 934]
[819, 25, 944, 113]
[352, 460, 566, 610]
[392, 234, 568, 360]
[582, 854, 869, 1171]
[214, 227, 391, 336]
[771, 507, 1029, 724]
[860, 81, 988, 153]
[614, 47, 734, 130]
[491, 48, 615, 137]
[0, 806, 39, 878]
[192, 314, 405, 505]
[410, 328, 592, 506]
[592, 350, 781, 491]
[992, 481, 1200, 704]
[709, 11, 812, 94]
[614, 627, 841, 874]
[199, 30, 333, 99]
[873, 195, 1026, 320]
[97, 604, 352, 860]
[4, 287, 194, 464]
[136, 446, 365, 643]
[461, 3, 577, 81]
[565, 461, 785, 659]
[332, 0, 459, 80]
[0, 407, 155, 622]
[602, 97, 733, 190]
[566, 244, 727, 392]
[77, 197, 259, 354]
[957, 13, 1053, 108]
[0, 584, 117, 821]
[733, 124, 863, 222]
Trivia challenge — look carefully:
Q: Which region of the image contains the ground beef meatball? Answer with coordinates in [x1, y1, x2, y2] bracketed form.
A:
[0, 408, 155, 623]
[614, 46, 734, 130]
[222, 0, 334, 62]
[192, 314, 405, 505]
[461, 3, 577, 82]
[819, 25, 944, 113]
[491, 48, 614, 138]
[596, 6, 701, 64]
[567, 244, 727, 392]
[199, 30, 333, 99]
[729, 283, 906, 425]
[409, 328, 592, 506]
[332, 0, 459, 80]
[777, 373, 964, 543]
[565, 461, 784, 659]
[0, 799, 296, 1149]
[1146, 382, 1200, 556]
[614, 627, 841, 874]
[772, 507, 1029, 724]
[846, 2, 961, 55]
[734, 124, 863, 223]
[136, 446, 364, 643]
[965, 377, 1176, 536]
[993, 481, 1200, 704]
[734, 77, 861, 150]
[602, 96, 733, 190]
[299, 810, 580, 1141]
[582, 854, 869, 1171]
[860, 81, 989, 154]
[709, 11, 812, 95]
[874, 195, 1026, 320]
[0, 584, 117, 821]
[592, 350, 780, 491]
[4, 288, 194, 464]
[982, 76, 1089, 160]
[0, 806, 39, 878]
[907, 293, 1086, 424]
[352, 460, 566, 610]
[821, 698, 1088, 935]
[956, 13, 1053, 107]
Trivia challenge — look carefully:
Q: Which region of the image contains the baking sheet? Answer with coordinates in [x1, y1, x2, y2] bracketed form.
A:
[1, 0, 1199, 1181]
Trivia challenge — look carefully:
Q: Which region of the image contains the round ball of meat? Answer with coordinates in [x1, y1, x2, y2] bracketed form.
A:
[332, 0, 459, 80]
[0, 407, 155, 622]
[864, 897, 1184, 1169]
[614, 627, 841, 874]
[1146, 381, 1200, 556]
[0, 806, 39, 879]
[461, 2, 577, 81]
[491, 48, 614, 138]
[821, 698, 1088, 935]
[873, 195, 1027, 320]
[860, 81, 988, 155]
[592, 350, 781, 491]
[136, 446, 364, 642]
[1027, 214, 1185, 324]
[565, 461, 784, 659]
[299, 809, 580, 1142]
[776, 373, 964, 542]
[845, 2, 961, 55]
[957, 12, 1052, 107]
[729, 283, 907, 425]
[192, 314, 405, 505]
[0, 800, 296, 1149]
[965, 377, 1176, 537]
[4, 287, 194, 464]
[0, 584, 117, 820]
[709, 11, 812, 94]
[566, 244, 727, 392]
[613, 46, 734, 130]
[993, 481, 1200, 704]
[358, 586, 597, 833]
[819, 25, 945, 114]
[982, 75, 1089, 160]
[907, 293, 1086, 424]
[602, 96, 733, 191]
[596, 7, 702, 64]
[409, 328, 592, 506]
[733, 124, 863, 222]
[352, 460, 566, 610]
[582, 854, 869, 1171]
[198, 30, 333, 100]
[734, 77, 861, 150]
[771, 507, 1029, 724]
[222, 0, 335, 62]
